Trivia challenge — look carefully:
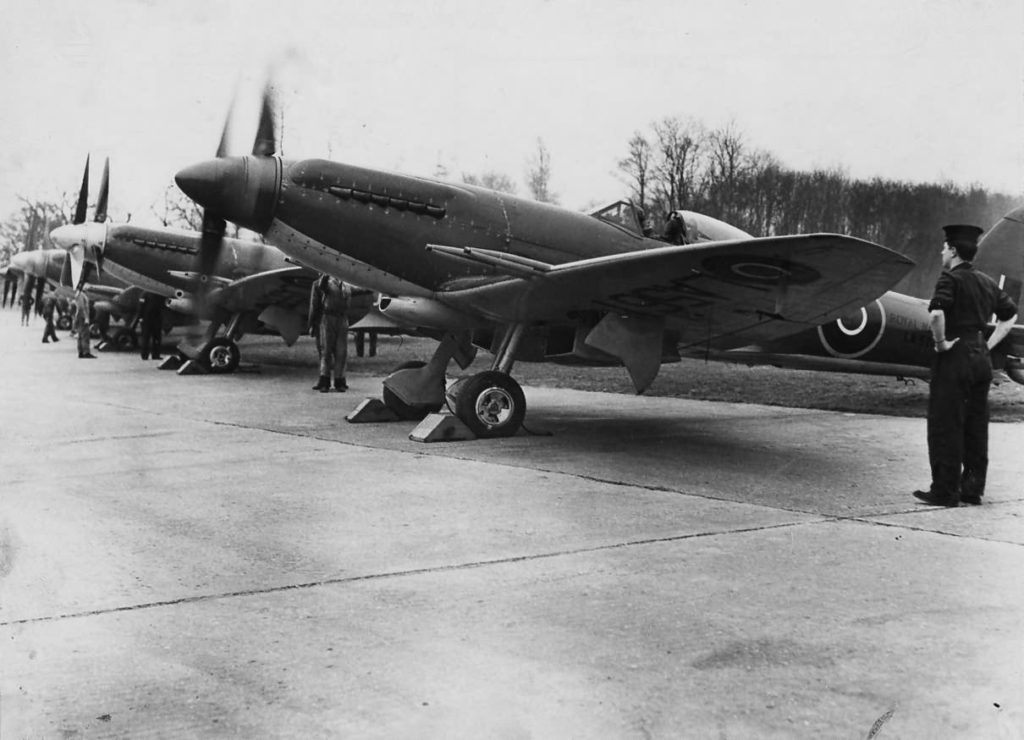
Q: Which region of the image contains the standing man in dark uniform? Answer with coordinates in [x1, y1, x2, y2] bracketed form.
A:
[914, 224, 1017, 507]
[138, 292, 164, 360]
[308, 274, 352, 392]
[74, 289, 96, 359]
[40, 290, 59, 343]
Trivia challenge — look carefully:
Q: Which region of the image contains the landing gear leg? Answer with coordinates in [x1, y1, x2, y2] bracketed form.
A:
[381, 332, 472, 420]
[447, 323, 528, 438]
[200, 313, 244, 374]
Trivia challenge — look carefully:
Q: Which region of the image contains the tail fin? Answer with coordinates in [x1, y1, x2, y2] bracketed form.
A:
[977, 204, 1024, 384]
[975, 204, 1024, 308]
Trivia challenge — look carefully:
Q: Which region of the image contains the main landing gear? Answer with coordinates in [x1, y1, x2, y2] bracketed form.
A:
[178, 313, 244, 374]
[201, 336, 241, 374]
[379, 325, 528, 438]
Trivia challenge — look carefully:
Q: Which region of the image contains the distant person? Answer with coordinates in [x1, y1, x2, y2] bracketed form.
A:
[93, 305, 112, 344]
[74, 290, 96, 359]
[56, 294, 70, 323]
[914, 224, 1017, 507]
[138, 292, 164, 360]
[662, 211, 686, 245]
[308, 273, 351, 392]
[18, 292, 33, 326]
[40, 291, 59, 343]
[2, 272, 17, 308]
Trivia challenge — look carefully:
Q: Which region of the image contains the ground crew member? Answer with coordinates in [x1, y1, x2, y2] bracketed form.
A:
[74, 289, 96, 359]
[308, 274, 351, 392]
[19, 292, 33, 326]
[138, 292, 164, 360]
[2, 271, 17, 308]
[41, 291, 59, 343]
[914, 224, 1017, 507]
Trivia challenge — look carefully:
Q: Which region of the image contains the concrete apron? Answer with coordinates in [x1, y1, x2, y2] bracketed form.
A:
[1, 312, 1022, 738]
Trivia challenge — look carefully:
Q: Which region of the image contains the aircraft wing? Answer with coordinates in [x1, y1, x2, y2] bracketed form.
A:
[431, 234, 914, 349]
[206, 266, 315, 314]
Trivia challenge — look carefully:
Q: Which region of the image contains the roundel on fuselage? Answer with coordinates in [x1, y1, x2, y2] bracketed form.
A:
[817, 299, 886, 358]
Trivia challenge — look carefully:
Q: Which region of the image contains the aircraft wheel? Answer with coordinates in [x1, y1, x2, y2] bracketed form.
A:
[382, 360, 443, 420]
[111, 327, 138, 350]
[203, 338, 240, 374]
[452, 370, 526, 438]
[56, 315, 72, 331]
[89, 325, 103, 339]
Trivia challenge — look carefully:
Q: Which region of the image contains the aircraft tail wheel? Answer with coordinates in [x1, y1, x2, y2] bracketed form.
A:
[382, 360, 443, 420]
[451, 370, 526, 438]
[203, 338, 240, 374]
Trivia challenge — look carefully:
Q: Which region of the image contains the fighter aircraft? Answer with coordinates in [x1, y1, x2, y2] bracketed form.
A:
[675, 205, 1024, 384]
[174, 89, 914, 437]
[50, 156, 373, 373]
[7, 248, 148, 341]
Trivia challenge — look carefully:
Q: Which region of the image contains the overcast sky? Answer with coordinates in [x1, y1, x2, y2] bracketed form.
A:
[2, 0, 1022, 226]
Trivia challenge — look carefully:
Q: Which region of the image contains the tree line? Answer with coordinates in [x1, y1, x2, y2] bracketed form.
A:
[617, 116, 1021, 295]
[3, 120, 1019, 293]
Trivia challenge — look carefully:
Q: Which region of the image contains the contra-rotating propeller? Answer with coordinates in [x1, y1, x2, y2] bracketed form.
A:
[192, 81, 280, 314]
[57, 154, 111, 290]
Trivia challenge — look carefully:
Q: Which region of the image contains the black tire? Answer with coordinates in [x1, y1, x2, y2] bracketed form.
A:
[202, 338, 240, 374]
[111, 328, 138, 350]
[56, 315, 72, 331]
[382, 360, 443, 420]
[452, 371, 526, 438]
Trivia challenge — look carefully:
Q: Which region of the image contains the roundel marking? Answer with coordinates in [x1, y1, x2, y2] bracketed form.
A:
[817, 299, 886, 358]
[700, 254, 821, 286]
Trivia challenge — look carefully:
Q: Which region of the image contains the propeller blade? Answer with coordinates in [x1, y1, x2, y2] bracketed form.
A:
[74, 155, 90, 225]
[216, 107, 232, 159]
[69, 245, 85, 288]
[94, 158, 110, 223]
[59, 252, 73, 288]
[194, 210, 227, 315]
[252, 82, 277, 156]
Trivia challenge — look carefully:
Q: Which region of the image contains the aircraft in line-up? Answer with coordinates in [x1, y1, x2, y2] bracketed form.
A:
[7, 248, 151, 340]
[174, 88, 920, 437]
[675, 205, 1024, 384]
[50, 156, 375, 373]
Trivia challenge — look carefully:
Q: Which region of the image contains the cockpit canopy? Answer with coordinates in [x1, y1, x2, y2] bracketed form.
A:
[589, 200, 647, 236]
[589, 200, 753, 243]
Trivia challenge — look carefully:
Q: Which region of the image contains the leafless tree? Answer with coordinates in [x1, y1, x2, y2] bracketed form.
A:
[525, 138, 558, 204]
[462, 171, 518, 195]
[617, 132, 653, 213]
[152, 184, 204, 231]
[0, 195, 75, 264]
[651, 116, 706, 217]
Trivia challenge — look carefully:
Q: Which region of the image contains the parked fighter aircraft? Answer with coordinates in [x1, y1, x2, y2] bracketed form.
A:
[174, 90, 913, 436]
[8, 248, 149, 341]
[50, 157, 373, 372]
[678, 205, 1024, 383]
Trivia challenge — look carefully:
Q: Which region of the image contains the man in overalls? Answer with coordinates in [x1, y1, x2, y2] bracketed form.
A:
[308, 274, 352, 392]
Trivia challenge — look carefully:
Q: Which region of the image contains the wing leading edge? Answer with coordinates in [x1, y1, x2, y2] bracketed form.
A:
[432, 234, 914, 349]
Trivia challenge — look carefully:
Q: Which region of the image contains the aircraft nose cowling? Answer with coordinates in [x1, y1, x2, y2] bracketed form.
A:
[175, 156, 279, 234]
[49, 224, 77, 250]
